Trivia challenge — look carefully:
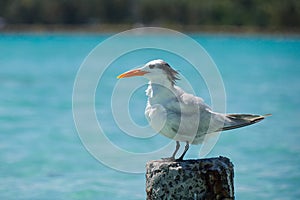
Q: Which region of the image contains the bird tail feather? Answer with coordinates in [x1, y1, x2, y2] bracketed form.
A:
[219, 113, 271, 131]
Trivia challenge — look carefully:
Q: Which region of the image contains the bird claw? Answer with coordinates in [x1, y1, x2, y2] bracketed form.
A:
[161, 157, 176, 162]
[175, 157, 184, 161]
[161, 157, 185, 162]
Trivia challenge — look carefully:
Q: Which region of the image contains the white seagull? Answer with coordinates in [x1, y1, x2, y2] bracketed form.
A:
[117, 59, 270, 160]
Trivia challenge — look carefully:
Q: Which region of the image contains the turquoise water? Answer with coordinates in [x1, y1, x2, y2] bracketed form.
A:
[1, 33, 300, 199]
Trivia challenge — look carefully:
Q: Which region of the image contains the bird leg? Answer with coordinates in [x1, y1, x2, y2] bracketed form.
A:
[162, 141, 180, 161]
[171, 141, 180, 158]
[176, 141, 189, 161]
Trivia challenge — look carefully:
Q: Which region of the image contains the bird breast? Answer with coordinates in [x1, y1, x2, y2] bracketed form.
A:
[145, 102, 167, 133]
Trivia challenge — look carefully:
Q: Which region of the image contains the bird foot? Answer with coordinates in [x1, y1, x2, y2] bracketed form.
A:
[161, 157, 185, 162]
[175, 157, 184, 161]
[161, 157, 176, 162]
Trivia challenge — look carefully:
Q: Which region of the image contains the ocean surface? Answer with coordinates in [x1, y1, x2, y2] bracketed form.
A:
[0, 32, 299, 199]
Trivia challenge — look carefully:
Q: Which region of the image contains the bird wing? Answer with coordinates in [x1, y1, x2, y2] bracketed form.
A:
[174, 89, 269, 134]
[179, 92, 227, 133]
[165, 86, 227, 142]
[172, 85, 211, 114]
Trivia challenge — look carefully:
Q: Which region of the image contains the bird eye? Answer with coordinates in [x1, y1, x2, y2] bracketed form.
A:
[149, 64, 155, 69]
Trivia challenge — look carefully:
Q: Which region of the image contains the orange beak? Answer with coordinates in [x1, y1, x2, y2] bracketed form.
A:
[117, 69, 149, 79]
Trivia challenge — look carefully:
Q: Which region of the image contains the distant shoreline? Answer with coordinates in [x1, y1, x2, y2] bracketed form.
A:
[1, 24, 300, 36]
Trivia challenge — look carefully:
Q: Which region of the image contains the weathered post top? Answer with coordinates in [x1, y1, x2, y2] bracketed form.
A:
[146, 156, 234, 200]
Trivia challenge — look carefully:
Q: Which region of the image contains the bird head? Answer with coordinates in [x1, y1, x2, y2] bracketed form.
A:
[117, 59, 179, 86]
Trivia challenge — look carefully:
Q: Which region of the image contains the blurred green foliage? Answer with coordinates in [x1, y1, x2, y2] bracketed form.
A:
[0, 0, 299, 28]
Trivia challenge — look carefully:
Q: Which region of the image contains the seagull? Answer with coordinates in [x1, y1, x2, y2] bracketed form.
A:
[117, 59, 270, 161]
